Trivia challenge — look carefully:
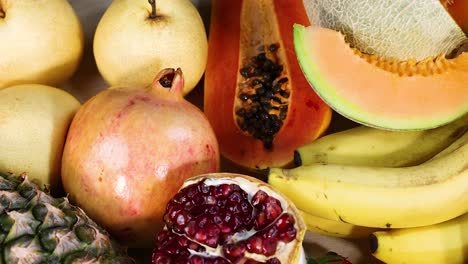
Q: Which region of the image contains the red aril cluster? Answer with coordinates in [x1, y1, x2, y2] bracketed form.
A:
[152, 174, 305, 264]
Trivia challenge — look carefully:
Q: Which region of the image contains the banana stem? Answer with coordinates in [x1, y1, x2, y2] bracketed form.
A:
[148, 0, 157, 19]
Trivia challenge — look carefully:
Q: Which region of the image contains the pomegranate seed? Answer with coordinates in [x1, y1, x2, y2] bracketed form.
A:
[155, 179, 298, 264]
[156, 230, 169, 243]
[213, 215, 223, 225]
[220, 224, 231, 234]
[241, 201, 251, 213]
[279, 225, 297, 242]
[205, 195, 216, 205]
[265, 201, 282, 221]
[252, 190, 268, 207]
[266, 258, 281, 264]
[262, 238, 278, 256]
[207, 224, 221, 237]
[223, 242, 247, 261]
[275, 214, 295, 230]
[185, 220, 197, 236]
[255, 212, 267, 229]
[229, 204, 242, 214]
[246, 236, 263, 254]
[184, 201, 194, 210]
[199, 183, 211, 194]
[193, 194, 205, 205]
[228, 191, 243, 203]
[263, 225, 279, 239]
[152, 253, 172, 264]
[195, 230, 207, 242]
[198, 215, 209, 228]
[190, 255, 204, 264]
[176, 212, 189, 227]
[186, 185, 199, 198]
[214, 184, 232, 198]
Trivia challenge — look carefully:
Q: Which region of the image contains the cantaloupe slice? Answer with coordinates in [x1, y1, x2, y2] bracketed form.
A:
[293, 24, 468, 130]
[303, 0, 467, 61]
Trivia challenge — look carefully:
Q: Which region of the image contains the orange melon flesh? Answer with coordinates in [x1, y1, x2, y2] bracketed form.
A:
[294, 24, 468, 130]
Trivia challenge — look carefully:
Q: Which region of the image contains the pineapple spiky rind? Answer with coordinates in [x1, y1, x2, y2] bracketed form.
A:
[0, 172, 134, 264]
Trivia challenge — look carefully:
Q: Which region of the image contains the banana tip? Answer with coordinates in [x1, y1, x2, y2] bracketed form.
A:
[293, 150, 302, 167]
[369, 234, 378, 253]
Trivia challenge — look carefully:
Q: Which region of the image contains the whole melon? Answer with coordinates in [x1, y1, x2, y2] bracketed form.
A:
[0, 84, 80, 194]
[303, 0, 468, 60]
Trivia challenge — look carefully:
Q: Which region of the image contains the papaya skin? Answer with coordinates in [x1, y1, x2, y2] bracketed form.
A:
[442, 0, 468, 33]
[204, 0, 331, 170]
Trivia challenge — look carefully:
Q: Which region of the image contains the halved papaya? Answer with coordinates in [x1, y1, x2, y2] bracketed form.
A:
[204, 0, 331, 170]
[293, 25, 468, 130]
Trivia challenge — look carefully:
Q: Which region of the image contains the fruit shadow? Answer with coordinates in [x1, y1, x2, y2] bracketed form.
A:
[62, 0, 111, 103]
[303, 232, 385, 264]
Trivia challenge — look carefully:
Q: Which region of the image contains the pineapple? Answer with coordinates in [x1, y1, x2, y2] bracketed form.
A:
[0, 172, 134, 264]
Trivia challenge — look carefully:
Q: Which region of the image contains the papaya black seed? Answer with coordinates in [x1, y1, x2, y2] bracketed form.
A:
[272, 84, 281, 94]
[260, 96, 270, 105]
[280, 91, 290, 98]
[262, 82, 272, 91]
[252, 79, 261, 86]
[269, 43, 279, 52]
[263, 60, 275, 71]
[260, 112, 270, 120]
[265, 91, 274, 98]
[278, 77, 288, 84]
[250, 94, 258, 101]
[257, 52, 267, 61]
[240, 66, 252, 78]
[239, 93, 249, 101]
[256, 87, 266, 95]
[279, 111, 287, 120]
[262, 73, 273, 81]
[274, 65, 283, 73]
[236, 108, 246, 117]
[250, 106, 259, 114]
[253, 68, 263, 76]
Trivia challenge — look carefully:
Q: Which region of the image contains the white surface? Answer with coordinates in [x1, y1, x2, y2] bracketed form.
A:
[66, 0, 381, 263]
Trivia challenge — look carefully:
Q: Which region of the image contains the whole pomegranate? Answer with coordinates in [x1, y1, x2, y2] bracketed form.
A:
[61, 68, 220, 247]
[152, 173, 307, 263]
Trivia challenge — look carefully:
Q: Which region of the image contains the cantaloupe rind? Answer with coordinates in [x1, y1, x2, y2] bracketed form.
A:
[293, 24, 468, 131]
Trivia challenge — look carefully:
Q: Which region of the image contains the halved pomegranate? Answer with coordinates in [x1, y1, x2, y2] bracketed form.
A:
[152, 173, 306, 263]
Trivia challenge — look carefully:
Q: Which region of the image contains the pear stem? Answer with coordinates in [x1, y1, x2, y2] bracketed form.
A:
[0, 7, 5, 18]
[148, 0, 157, 19]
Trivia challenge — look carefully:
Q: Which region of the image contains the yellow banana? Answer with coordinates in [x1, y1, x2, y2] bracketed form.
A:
[300, 210, 379, 238]
[268, 132, 468, 228]
[370, 213, 468, 264]
[295, 114, 468, 167]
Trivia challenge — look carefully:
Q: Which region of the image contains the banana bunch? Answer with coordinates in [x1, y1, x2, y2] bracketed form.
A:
[295, 113, 468, 167]
[267, 114, 468, 263]
[370, 213, 468, 264]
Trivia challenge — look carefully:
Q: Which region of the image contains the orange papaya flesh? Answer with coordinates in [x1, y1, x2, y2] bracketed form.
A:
[204, 0, 331, 170]
[442, 0, 468, 33]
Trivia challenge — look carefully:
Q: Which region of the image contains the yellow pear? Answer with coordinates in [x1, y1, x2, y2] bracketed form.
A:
[93, 0, 208, 95]
[0, 0, 84, 89]
[0, 84, 80, 194]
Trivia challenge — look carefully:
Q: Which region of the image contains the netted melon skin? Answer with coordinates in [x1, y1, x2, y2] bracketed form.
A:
[304, 0, 468, 61]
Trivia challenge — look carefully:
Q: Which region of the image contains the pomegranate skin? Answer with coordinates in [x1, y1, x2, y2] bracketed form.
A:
[61, 68, 220, 248]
